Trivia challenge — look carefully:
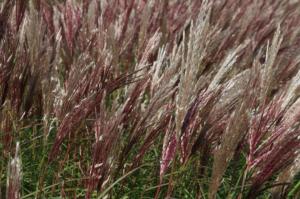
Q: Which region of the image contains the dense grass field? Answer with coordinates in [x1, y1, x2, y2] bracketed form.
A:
[1, 0, 300, 198]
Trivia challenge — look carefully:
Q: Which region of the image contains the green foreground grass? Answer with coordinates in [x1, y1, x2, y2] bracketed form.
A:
[1, 121, 299, 198]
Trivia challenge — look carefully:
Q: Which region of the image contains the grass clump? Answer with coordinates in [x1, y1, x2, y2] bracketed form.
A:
[1, 0, 300, 198]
